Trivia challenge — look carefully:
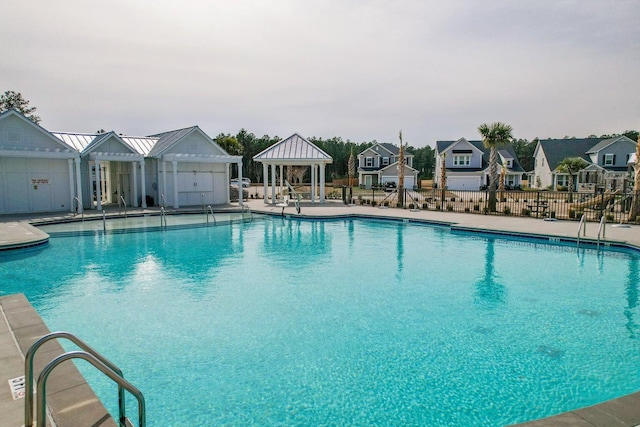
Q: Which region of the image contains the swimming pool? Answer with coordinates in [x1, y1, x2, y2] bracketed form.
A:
[1, 217, 639, 426]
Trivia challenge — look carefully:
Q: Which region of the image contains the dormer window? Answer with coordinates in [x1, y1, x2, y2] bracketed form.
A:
[604, 153, 614, 166]
[382, 157, 389, 166]
[506, 159, 512, 168]
[453, 155, 471, 166]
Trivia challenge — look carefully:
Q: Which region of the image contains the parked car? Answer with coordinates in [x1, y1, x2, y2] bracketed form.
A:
[230, 178, 251, 188]
[383, 181, 397, 192]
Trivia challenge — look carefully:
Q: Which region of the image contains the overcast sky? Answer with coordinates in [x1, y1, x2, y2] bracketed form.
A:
[2, 0, 639, 147]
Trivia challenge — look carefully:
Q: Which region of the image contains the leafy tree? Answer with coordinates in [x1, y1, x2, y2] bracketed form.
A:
[557, 157, 588, 202]
[214, 133, 243, 156]
[478, 122, 514, 212]
[512, 138, 536, 172]
[0, 90, 41, 124]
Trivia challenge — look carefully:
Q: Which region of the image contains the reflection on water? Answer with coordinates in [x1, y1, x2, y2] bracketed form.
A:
[474, 238, 506, 308]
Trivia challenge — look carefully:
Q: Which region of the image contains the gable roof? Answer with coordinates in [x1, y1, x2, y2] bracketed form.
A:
[0, 109, 78, 154]
[360, 142, 414, 157]
[585, 135, 635, 154]
[538, 138, 601, 170]
[53, 131, 157, 156]
[147, 126, 200, 157]
[253, 133, 333, 163]
[436, 139, 525, 173]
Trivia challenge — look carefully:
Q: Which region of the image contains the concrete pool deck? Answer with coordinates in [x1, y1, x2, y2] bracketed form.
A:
[1, 200, 640, 426]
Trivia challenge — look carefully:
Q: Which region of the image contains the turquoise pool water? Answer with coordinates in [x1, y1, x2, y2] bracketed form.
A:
[2, 217, 640, 426]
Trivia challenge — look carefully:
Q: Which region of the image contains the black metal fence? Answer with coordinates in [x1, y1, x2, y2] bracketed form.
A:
[350, 187, 640, 224]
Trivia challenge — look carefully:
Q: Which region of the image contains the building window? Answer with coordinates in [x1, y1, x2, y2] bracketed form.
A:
[604, 153, 614, 166]
[505, 159, 512, 168]
[382, 157, 389, 166]
[453, 155, 471, 166]
[556, 175, 568, 187]
[365, 157, 373, 167]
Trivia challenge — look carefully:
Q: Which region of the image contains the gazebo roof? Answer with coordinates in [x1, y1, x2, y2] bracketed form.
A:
[253, 133, 333, 164]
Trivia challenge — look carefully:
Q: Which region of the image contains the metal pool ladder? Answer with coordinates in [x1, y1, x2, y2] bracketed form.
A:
[206, 205, 216, 225]
[25, 331, 146, 427]
[576, 214, 586, 249]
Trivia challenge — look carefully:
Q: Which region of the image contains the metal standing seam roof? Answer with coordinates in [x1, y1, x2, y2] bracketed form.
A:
[253, 133, 333, 162]
[147, 126, 199, 157]
[52, 131, 158, 156]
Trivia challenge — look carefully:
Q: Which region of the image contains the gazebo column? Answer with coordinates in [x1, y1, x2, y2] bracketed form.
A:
[172, 160, 179, 208]
[270, 164, 276, 204]
[237, 161, 243, 205]
[161, 161, 167, 207]
[67, 159, 75, 213]
[95, 160, 102, 211]
[132, 161, 138, 207]
[279, 164, 283, 196]
[263, 163, 268, 203]
[140, 160, 147, 208]
[320, 163, 325, 203]
[74, 157, 82, 211]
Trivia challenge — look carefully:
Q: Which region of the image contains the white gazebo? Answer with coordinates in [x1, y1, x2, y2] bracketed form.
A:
[253, 133, 333, 204]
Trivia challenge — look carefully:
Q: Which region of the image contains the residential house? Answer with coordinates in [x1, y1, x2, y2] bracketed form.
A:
[357, 142, 418, 189]
[531, 136, 636, 191]
[434, 138, 524, 191]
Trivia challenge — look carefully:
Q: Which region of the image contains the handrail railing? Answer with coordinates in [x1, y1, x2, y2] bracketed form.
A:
[36, 351, 145, 427]
[206, 205, 216, 225]
[201, 193, 205, 213]
[73, 197, 83, 221]
[577, 214, 586, 249]
[284, 180, 301, 214]
[118, 195, 127, 217]
[241, 204, 253, 221]
[102, 210, 107, 233]
[24, 331, 127, 427]
[160, 207, 167, 228]
[597, 214, 606, 250]
[160, 194, 167, 209]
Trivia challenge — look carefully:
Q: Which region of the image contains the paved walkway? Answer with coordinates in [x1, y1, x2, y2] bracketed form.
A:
[1, 201, 639, 426]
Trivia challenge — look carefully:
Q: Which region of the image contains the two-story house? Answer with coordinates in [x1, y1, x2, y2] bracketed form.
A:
[531, 136, 636, 191]
[357, 142, 418, 189]
[434, 138, 524, 190]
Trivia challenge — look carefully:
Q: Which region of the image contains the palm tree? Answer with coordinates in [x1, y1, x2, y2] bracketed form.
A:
[478, 122, 513, 212]
[398, 130, 405, 207]
[348, 146, 356, 203]
[557, 157, 588, 202]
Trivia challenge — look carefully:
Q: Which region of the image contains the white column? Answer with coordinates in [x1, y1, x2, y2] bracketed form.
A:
[279, 164, 283, 197]
[95, 160, 102, 211]
[310, 164, 316, 203]
[270, 164, 276, 204]
[320, 163, 325, 204]
[140, 160, 147, 208]
[161, 161, 167, 206]
[263, 163, 268, 203]
[172, 160, 179, 208]
[237, 162, 243, 205]
[67, 159, 75, 213]
[132, 161, 138, 207]
[74, 157, 82, 211]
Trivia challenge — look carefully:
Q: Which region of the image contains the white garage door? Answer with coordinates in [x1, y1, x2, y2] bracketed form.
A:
[447, 176, 481, 190]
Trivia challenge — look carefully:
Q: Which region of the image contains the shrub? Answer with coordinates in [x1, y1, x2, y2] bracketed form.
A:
[606, 214, 614, 222]
[396, 202, 402, 208]
[503, 206, 511, 215]
[436, 204, 442, 211]
[371, 200, 377, 207]
[483, 207, 489, 214]
[568, 209, 576, 219]
[464, 207, 470, 213]
[408, 203, 415, 209]
[446, 204, 454, 211]
[521, 208, 531, 216]
[473, 204, 480, 211]
[383, 200, 389, 207]
[549, 211, 556, 219]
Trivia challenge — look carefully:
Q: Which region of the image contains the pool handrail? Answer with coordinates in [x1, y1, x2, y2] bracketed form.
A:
[73, 196, 83, 220]
[36, 350, 145, 427]
[160, 193, 167, 209]
[24, 331, 128, 427]
[206, 205, 216, 225]
[160, 206, 167, 228]
[577, 213, 586, 249]
[118, 195, 127, 217]
[597, 214, 606, 250]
